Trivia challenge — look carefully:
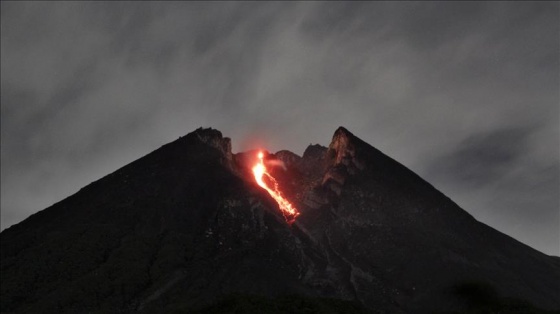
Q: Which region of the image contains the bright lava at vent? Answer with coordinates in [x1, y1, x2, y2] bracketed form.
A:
[252, 151, 300, 224]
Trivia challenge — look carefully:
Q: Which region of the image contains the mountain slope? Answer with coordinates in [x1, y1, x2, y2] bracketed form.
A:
[285, 127, 560, 312]
[1, 127, 558, 313]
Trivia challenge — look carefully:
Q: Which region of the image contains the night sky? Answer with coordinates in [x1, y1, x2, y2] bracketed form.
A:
[1, 2, 558, 255]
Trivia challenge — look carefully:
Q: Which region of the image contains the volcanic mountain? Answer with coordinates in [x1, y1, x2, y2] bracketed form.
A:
[1, 127, 559, 313]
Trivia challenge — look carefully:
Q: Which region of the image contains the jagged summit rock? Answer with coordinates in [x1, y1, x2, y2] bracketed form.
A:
[1, 127, 559, 314]
[191, 127, 232, 156]
[302, 144, 327, 159]
[274, 150, 301, 168]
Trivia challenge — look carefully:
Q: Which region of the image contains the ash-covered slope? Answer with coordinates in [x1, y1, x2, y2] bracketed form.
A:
[1, 127, 558, 314]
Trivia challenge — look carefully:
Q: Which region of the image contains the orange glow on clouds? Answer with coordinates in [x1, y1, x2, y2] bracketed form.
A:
[252, 151, 300, 224]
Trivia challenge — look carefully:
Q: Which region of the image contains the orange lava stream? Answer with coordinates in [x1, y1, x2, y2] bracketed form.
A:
[252, 151, 300, 224]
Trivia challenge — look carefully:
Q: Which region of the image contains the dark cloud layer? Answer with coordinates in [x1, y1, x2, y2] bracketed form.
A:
[1, 2, 558, 255]
[429, 127, 535, 188]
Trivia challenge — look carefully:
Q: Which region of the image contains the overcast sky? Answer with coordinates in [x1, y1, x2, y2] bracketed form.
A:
[1, 2, 558, 255]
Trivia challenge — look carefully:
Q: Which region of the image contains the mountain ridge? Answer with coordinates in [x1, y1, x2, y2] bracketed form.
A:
[1, 126, 558, 313]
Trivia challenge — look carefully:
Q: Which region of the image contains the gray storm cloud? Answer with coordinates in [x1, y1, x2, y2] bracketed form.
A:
[1, 2, 558, 255]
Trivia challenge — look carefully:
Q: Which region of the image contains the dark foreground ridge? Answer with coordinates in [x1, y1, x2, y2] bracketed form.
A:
[1, 127, 559, 313]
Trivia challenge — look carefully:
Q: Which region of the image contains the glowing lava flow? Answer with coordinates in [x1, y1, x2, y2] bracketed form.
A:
[252, 151, 300, 224]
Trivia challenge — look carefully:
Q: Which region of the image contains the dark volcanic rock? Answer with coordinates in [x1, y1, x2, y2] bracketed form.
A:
[1, 126, 559, 314]
[290, 127, 560, 313]
[274, 150, 302, 168]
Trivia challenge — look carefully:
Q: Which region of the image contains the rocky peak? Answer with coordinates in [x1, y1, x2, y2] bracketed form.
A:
[274, 150, 301, 168]
[320, 127, 367, 197]
[297, 144, 328, 187]
[302, 144, 327, 160]
[191, 127, 233, 161]
[328, 127, 357, 166]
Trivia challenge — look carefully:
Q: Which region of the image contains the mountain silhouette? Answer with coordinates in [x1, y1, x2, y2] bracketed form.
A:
[1, 127, 558, 314]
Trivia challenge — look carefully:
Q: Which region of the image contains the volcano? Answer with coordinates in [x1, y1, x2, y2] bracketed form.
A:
[1, 127, 559, 313]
